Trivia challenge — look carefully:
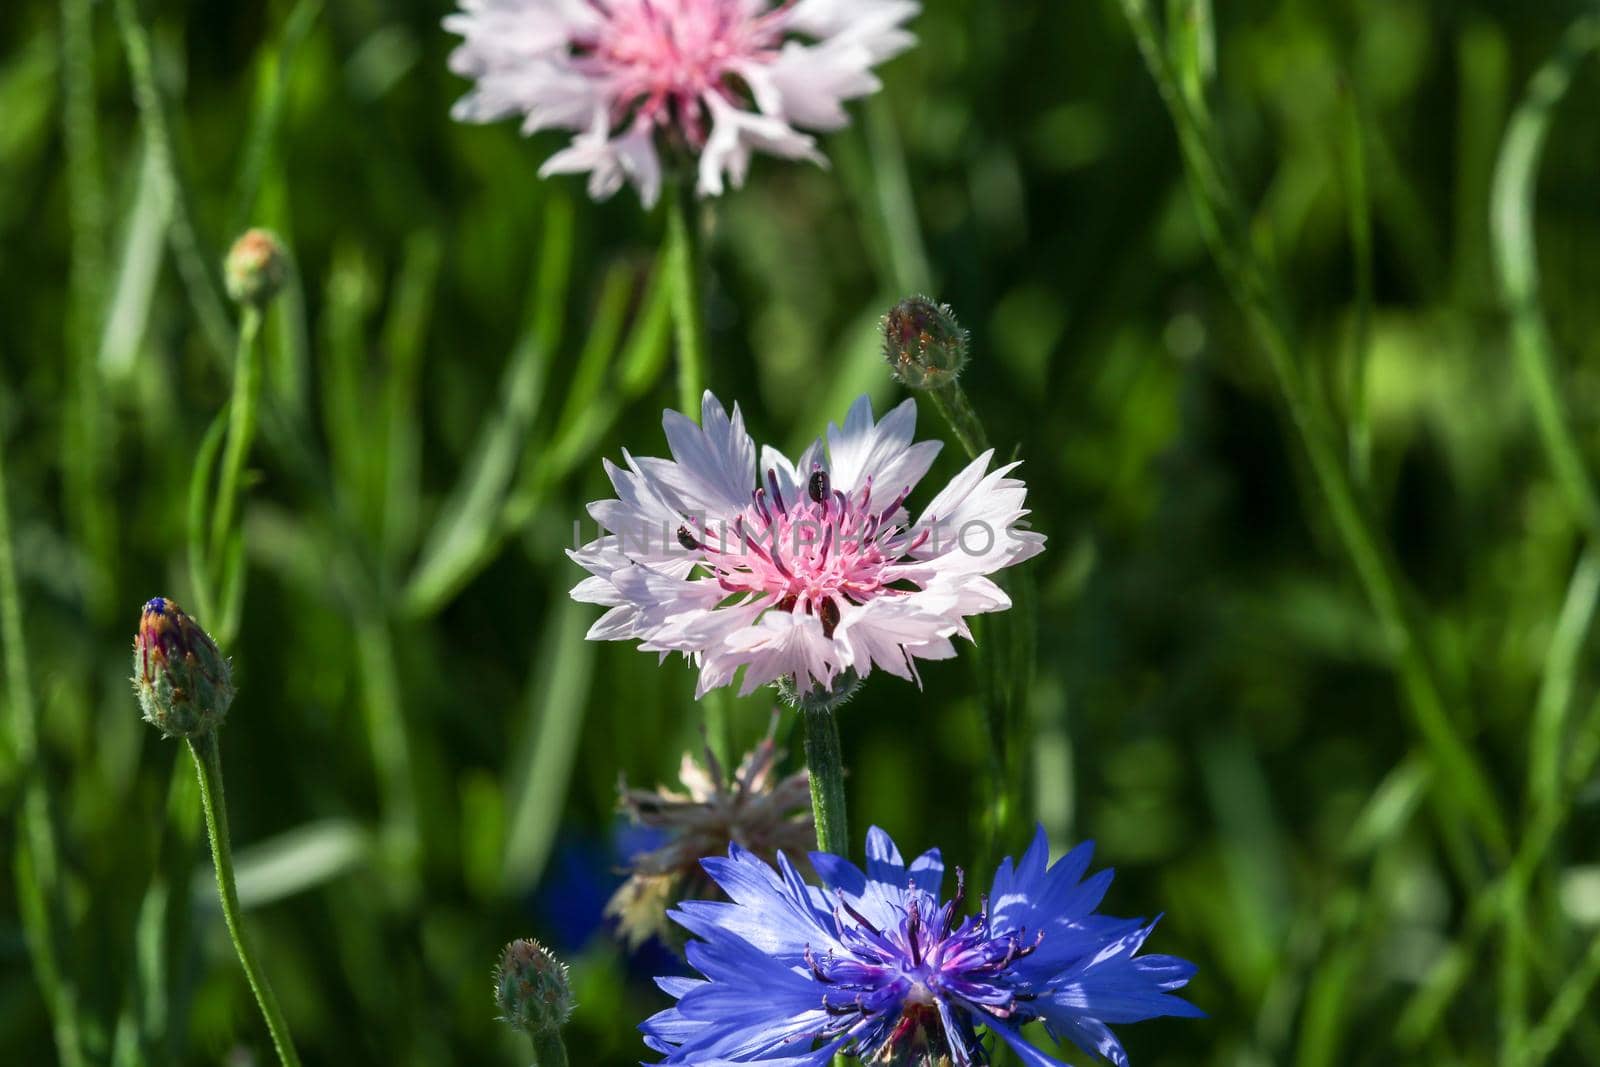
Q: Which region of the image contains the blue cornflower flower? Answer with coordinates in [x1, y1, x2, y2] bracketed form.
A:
[643, 825, 1201, 1066]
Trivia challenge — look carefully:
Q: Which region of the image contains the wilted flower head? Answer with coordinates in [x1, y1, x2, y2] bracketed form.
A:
[132, 597, 234, 739]
[444, 0, 920, 207]
[570, 391, 1044, 699]
[608, 718, 814, 948]
[495, 938, 575, 1036]
[644, 826, 1201, 1066]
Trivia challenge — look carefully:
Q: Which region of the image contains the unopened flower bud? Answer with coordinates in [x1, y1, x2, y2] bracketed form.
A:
[882, 296, 969, 390]
[224, 228, 287, 306]
[495, 939, 574, 1037]
[132, 597, 234, 739]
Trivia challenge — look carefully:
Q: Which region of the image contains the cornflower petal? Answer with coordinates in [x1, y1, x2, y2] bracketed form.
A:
[445, 0, 920, 205]
[571, 391, 1043, 699]
[644, 826, 1199, 1064]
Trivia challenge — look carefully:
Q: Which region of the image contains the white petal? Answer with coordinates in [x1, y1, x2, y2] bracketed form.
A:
[784, 0, 920, 62]
[696, 94, 822, 198]
[659, 391, 758, 512]
[739, 39, 882, 131]
[825, 395, 941, 497]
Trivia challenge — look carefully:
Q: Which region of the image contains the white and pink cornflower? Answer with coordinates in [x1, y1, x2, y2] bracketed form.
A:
[443, 0, 920, 207]
[569, 392, 1044, 699]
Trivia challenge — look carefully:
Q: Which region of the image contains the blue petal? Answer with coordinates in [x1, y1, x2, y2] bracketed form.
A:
[654, 976, 702, 999]
[1046, 1016, 1130, 1067]
[988, 1019, 1077, 1067]
[859, 825, 944, 919]
[1039, 921, 1203, 1026]
[864, 826, 905, 874]
[687, 846, 838, 955]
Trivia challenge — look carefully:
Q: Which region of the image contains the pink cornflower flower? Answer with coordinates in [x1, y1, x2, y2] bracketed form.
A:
[444, 0, 920, 207]
[570, 392, 1044, 699]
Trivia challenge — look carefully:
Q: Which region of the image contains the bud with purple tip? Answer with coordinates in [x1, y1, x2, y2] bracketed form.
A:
[882, 295, 969, 390]
[132, 597, 234, 739]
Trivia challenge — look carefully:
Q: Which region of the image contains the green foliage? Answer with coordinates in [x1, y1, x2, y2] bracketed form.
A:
[2, 0, 1600, 1064]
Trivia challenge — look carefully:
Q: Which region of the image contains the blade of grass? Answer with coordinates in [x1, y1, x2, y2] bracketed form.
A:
[1339, 77, 1374, 487]
[227, 0, 324, 236]
[1484, 19, 1600, 1058]
[500, 257, 672, 535]
[113, 0, 236, 364]
[549, 261, 636, 448]
[0, 413, 86, 1067]
[98, 144, 171, 383]
[1119, 0, 1510, 861]
[378, 231, 443, 576]
[59, 0, 115, 617]
[1517, 927, 1600, 1067]
[195, 818, 371, 910]
[501, 594, 596, 891]
[354, 608, 421, 893]
[402, 197, 573, 616]
[1490, 14, 1600, 535]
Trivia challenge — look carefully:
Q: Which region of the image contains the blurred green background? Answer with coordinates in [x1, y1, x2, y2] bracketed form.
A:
[3, 0, 1600, 1063]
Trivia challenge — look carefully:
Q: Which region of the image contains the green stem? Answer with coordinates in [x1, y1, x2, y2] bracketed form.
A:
[666, 181, 707, 419]
[800, 703, 850, 857]
[531, 1030, 570, 1067]
[665, 183, 733, 765]
[209, 305, 263, 618]
[922, 380, 1033, 872]
[189, 731, 303, 1067]
[927, 381, 990, 461]
[0, 423, 86, 1066]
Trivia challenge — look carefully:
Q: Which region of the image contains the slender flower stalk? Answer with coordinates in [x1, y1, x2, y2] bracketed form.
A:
[662, 181, 732, 763]
[196, 229, 286, 644]
[132, 599, 301, 1066]
[209, 305, 262, 582]
[666, 182, 708, 422]
[787, 673, 858, 856]
[883, 296, 1034, 867]
[189, 731, 303, 1067]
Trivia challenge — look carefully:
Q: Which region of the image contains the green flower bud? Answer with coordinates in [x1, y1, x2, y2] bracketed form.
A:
[224, 228, 288, 306]
[132, 597, 234, 739]
[494, 939, 574, 1037]
[882, 296, 969, 390]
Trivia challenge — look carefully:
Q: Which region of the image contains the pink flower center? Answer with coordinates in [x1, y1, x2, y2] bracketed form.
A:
[681, 466, 928, 637]
[573, 0, 786, 143]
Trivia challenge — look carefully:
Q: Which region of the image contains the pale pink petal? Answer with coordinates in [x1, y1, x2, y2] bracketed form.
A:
[569, 391, 1041, 700]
